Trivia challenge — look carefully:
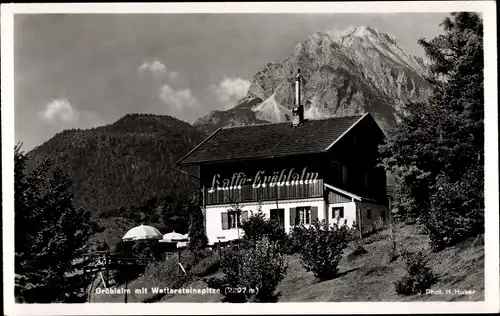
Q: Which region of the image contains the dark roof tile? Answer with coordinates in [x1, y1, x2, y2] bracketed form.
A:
[177, 114, 366, 165]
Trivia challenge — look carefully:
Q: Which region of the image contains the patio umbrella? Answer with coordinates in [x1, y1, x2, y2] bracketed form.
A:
[122, 224, 163, 241]
[160, 231, 188, 243]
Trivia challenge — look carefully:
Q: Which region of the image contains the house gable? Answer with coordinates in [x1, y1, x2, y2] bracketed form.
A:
[176, 114, 369, 166]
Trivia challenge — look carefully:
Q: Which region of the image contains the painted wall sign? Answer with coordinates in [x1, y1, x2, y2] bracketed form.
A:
[207, 167, 319, 193]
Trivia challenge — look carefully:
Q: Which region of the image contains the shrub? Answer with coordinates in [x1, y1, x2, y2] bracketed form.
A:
[240, 211, 288, 251]
[140, 257, 192, 303]
[219, 245, 246, 303]
[373, 217, 386, 232]
[219, 238, 288, 302]
[395, 250, 437, 295]
[296, 219, 353, 280]
[190, 252, 221, 277]
[420, 169, 483, 251]
[286, 225, 307, 255]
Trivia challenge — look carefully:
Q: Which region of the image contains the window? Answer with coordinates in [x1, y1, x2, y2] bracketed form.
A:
[228, 212, 240, 229]
[380, 210, 386, 221]
[222, 210, 244, 230]
[366, 209, 372, 220]
[332, 207, 344, 219]
[296, 207, 311, 225]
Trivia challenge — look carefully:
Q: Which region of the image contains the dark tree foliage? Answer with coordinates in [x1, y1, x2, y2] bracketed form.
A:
[15, 144, 97, 303]
[379, 13, 484, 250]
[26, 114, 207, 248]
[27, 114, 206, 218]
[188, 190, 208, 251]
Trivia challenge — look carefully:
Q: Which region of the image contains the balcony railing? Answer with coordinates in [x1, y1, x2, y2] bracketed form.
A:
[204, 179, 324, 205]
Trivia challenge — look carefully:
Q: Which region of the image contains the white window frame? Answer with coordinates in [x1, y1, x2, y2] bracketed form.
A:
[228, 211, 242, 229]
[332, 206, 344, 219]
[296, 207, 311, 225]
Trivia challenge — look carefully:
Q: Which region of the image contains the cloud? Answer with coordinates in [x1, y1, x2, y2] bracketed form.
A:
[39, 98, 104, 128]
[159, 84, 200, 110]
[39, 99, 80, 123]
[138, 59, 167, 77]
[168, 71, 180, 82]
[212, 77, 251, 110]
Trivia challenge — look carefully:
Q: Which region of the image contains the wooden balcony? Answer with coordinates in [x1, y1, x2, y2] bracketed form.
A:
[204, 179, 324, 205]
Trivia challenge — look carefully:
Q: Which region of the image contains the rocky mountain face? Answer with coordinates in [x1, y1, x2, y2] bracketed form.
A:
[194, 26, 431, 133]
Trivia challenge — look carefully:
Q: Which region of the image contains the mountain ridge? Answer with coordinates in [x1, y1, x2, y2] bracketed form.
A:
[27, 113, 207, 218]
[194, 25, 431, 134]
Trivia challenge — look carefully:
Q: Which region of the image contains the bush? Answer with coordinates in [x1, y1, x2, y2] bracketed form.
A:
[373, 217, 386, 232]
[139, 257, 192, 303]
[240, 211, 288, 251]
[296, 219, 353, 280]
[218, 245, 246, 302]
[190, 252, 221, 277]
[219, 238, 288, 302]
[286, 225, 307, 255]
[421, 169, 484, 251]
[395, 250, 437, 295]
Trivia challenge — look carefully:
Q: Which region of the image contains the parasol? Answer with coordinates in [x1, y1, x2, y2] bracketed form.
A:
[122, 224, 163, 241]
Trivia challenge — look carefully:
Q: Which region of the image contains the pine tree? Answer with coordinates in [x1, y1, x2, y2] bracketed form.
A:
[15, 144, 96, 302]
[379, 12, 484, 250]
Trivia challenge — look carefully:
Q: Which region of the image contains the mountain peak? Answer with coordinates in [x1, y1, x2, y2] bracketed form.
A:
[195, 26, 431, 134]
[333, 25, 398, 46]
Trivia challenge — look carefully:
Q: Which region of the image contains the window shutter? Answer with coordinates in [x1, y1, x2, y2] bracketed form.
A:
[290, 208, 296, 226]
[340, 207, 344, 218]
[221, 212, 229, 230]
[311, 206, 318, 223]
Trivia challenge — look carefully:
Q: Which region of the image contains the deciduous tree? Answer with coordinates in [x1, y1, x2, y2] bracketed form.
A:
[379, 12, 484, 249]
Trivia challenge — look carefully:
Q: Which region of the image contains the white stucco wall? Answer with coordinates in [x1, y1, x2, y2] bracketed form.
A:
[355, 201, 389, 228]
[205, 198, 325, 245]
[327, 201, 357, 228]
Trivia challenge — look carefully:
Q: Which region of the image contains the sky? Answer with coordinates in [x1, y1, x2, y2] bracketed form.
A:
[14, 13, 449, 150]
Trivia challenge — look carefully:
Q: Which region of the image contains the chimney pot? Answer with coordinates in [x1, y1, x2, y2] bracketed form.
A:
[292, 69, 304, 126]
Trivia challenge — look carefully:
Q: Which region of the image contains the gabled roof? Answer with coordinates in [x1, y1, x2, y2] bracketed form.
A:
[177, 113, 371, 166]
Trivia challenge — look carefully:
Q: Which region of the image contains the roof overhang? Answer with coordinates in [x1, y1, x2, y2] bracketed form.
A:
[324, 183, 377, 203]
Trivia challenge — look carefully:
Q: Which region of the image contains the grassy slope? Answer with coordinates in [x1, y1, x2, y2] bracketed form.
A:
[89, 224, 484, 303]
[276, 224, 484, 302]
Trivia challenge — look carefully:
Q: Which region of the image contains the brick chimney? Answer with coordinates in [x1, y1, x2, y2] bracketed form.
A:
[292, 69, 305, 126]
